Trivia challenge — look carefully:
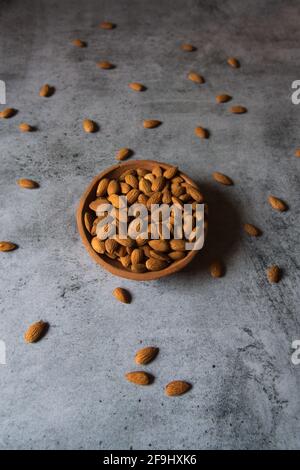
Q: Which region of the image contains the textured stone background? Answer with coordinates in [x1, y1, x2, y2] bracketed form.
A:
[0, 0, 300, 450]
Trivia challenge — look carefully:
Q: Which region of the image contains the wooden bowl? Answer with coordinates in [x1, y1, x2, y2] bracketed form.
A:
[77, 160, 204, 281]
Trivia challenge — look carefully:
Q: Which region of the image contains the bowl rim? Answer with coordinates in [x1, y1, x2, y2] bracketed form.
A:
[76, 159, 202, 281]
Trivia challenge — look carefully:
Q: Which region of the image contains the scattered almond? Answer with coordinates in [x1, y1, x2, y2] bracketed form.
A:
[0, 107, 16, 118]
[0, 241, 17, 252]
[243, 223, 261, 237]
[268, 195, 287, 212]
[188, 72, 204, 84]
[125, 371, 152, 385]
[116, 148, 132, 161]
[97, 61, 114, 69]
[210, 260, 224, 278]
[39, 84, 54, 97]
[129, 82, 145, 92]
[195, 126, 209, 139]
[113, 287, 131, 304]
[181, 44, 196, 52]
[267, 265, 281, 283]
[24, 320, 48, 343]
[17, 178, 39, 189]
[72, 39, 86, 47]
[83, 119, 97, 133]
[135, 346, 159, 365]
[227, 57, 240, 68]
[99, 21, 115, 30]
[165, 380, 191, 396]
[230, 105, 247, 114]
[143, 119, 161, 129]
[19, 123, 33, 132]
[216, 94, 231, 103]
[212, 172, 233, 186]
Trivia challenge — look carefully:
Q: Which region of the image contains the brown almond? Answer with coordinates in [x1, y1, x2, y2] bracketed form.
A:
[168, 251, 186, 261]
[97, 61, 115, 69]
[146, 257, 168, 271]
[0, 107, 17, 118]
[149, 250, 170, 262]
[135, 346, 159, 365]
[210, 260, 224, 278]
[144, 173, 155, 183]
[0, 241, 17, 252]
[195, 126, 209, 139]
[91, 237, 105, 254]
[267, 265, 281, 283]
[268, 195, 287, 212]
[131, 248, 144, 265]
[24, 320, 48, 343]
[125, 371, 152, 385]
[137, 168, 148, 177]
[131, 263, 147, 273]
[116, 148, 132, 161]
[72, 39, 86, 47]
[105, 238, 118, 254]
[138, 193, 149, 205]
[163, 166, 178, 180]
[186, 186, 204, 203]
[148, 239, 170, 252]
[129, 82, 145, 92]
[143, 119, 161, 129]
[107, 179, 120, 196]
[188, 72, 204, 84]
[227, 57, 240, 68]
[230, 105, 247, 114]
[181, 44, 196, 52]
[19, 123, 33, 132]
[99, 21, 115, 30]
[152, 176, 166, 192]
[17, 178, 39, 189]
[152, 165, 162, 177]
[171, 184, 185, 197]
[170, 239, 186, 251]
[125, 174, 139, 189]
[126, 188, 140, 204]
[39, 84, 54, 97]
[96, 178, 110, 196]
[147, 192, 162, 208]
[165, 380, 191, 396]
[119, 168, 136, 181]
[216, 94, 232, 103]
[113, 287, 131, 304]
[243, 223, 261, 237]
[89, 197, 109, 212]
[84, 212, 93, 233]
[139, 178, 152, 194]
[114, 236, 135, 248]
[212, 172, 233, 186]
[119, 254, 131, 268]
[295, 149, 300, 158]
[83, 119, 97, 133]
[162, 189, 172, 204]
[107, 194, 121, 208]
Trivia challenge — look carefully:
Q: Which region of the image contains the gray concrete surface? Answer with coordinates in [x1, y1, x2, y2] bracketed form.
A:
[0, 0, 300, 450]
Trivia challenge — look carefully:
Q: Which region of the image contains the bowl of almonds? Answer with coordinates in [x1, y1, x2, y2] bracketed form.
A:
[77, 160, 208, 280]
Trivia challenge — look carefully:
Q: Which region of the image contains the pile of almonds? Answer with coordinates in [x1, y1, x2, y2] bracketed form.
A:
[84, 164, 208, 273]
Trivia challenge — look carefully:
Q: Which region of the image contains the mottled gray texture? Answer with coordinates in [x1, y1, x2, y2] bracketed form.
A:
[0, 0, 300, 450]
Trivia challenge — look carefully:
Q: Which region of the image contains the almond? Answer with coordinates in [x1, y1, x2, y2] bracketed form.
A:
[165, 380, 191, 396]
[96, 178, 110, 196]
[195, 126, 209, 139]
[163, 166, 178, 180]
[139, 178, 152, 194]
[144, 173, 155, 183]
[146, 192, 162, 208]
[107, 194, 121, 208]
[295, 149, 300, 158]
[162, 189, 172, 204]
[24, 320, 48, 343]
[119, 254, 131, 268]
[107, 179, 120, 196]
[91, 237, 105, 254]
[146, 257, 168, 271]
[135, 346, 159, 365]
[210, 260, 224, 278]
[83, 119, 97, 133]
[138, 193, 149, 205]
[152, 165, 162, 177]
[0, 107, 17, 118]
[170, 239, 186, 251]
[188, 72, 204, 84]
[119, 169, 136, 181]
[230, 105, 247, 114]
[19, 123, 33, 132]
[137, 168, 148, 177]
[268, 195, 287, 212]
[149, 239, 170, 252]
[97, 61, 114, 69]
[216, 94, 232, 103]
[116, 148, 132, 161]
[39, 84, 54, 97]
[129, 82, 145, 92]
[125, 371, 152, 385]
[126, 188, 140, 204]
[84, 212, 93, 233]
[181, 44, 196, 52]
[125, 174, 139, 189]
[17, 178, 39, 189]
[114, 236, 135, 247]
[227, 57, 240, 68]
[168, 251, 186, 261]
[131, 263, 147, 273]
[72, 39, 86, 47]
[267, 265, 281, 283]
[99, 21, 115, 30]
[105, 238, 118, 254]
[186, 186, 204, 203]
[143, 119, 161, 129]
[0, 241, 17, 252]
[131, 248, 144, 265]
[149, 250, 170, 262]
[212, 172, 233, 186]
[243, 223, 261, 237]
[152, 176, 166, 192]
[120, 182, 131, 194]
[89, 197, 109, 211]
[113, 287, 131, 304]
